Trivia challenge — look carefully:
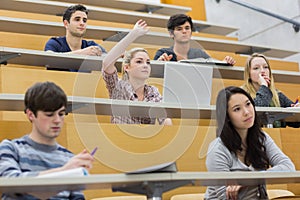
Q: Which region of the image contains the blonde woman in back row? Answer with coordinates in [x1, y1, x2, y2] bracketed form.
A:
[241, 53, 300, 127]
[242, 53, 299, 108]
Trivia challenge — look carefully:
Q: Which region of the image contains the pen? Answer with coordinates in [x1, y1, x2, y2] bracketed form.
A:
[295, 96, 300, 104]
[90, 147, 98, 156]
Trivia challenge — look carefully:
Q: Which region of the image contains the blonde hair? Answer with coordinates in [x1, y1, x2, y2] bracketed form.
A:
[242, 53, 280, 107]
[121, 47, 149, 81]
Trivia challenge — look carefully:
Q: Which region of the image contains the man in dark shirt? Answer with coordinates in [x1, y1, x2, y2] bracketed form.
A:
[154, 14, 235, 65]
[44, 4, 106, 71]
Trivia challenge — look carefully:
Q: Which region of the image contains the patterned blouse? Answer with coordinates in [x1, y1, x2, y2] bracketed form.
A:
[102, 70, 163, 124]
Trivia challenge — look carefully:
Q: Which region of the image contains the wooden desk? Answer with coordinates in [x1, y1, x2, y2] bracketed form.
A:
[2, 0, 237, 35]
[0, 46, 103, 71]
[47, 0, 192, 15]
[1, 47, 300, 84]
[0, 17, 297, 58]
[0, 93, 299, 124]
[1, 171, 300, 199]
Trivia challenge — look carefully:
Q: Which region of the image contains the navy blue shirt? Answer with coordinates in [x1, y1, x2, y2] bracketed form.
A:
[44, 36, 106, 72]
[44, 36, 106, 53]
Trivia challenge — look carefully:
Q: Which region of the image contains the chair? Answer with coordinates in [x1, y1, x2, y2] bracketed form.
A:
[267, 189, 295, 199]
[91, 196, 147, 200]
[170, 193, 205, 200]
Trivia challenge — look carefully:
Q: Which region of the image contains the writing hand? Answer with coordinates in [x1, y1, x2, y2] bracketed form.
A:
[63, 149, 94, 171]
[291, 103, 300, 107]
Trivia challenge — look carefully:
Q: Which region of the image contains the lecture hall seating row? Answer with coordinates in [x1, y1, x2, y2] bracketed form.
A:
[0, 15, 295, 59]
[2, 0, 238, 35]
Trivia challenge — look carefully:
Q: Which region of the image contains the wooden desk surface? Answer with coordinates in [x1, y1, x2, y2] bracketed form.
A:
[47, 0, 192, 16]
[0, 17, 297, 58]
[1, 47, 300, 84]
[2, 0, 236, 35]
[1, 171, 300, 193]
[0, 93, 299, 122]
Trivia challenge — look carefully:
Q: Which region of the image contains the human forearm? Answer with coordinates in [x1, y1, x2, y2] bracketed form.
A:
[102, 20, 149, 73]
[265, 133, 296, 171]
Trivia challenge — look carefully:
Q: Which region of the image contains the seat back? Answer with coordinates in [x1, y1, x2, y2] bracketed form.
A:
[267, 189, 295, 199]
[170, 193, 205, 200]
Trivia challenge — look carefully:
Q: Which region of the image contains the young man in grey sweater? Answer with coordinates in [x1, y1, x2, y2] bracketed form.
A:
[0, 81, 94, 200]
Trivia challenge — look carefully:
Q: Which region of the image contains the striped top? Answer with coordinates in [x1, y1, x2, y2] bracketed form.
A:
[0, 135, 85, 200]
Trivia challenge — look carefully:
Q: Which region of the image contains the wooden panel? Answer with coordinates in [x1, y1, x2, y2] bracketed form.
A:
[0, 67, 109, 98]
[162, 0, 206, 21]
[66, 124, 214, 199]
[275, 83, 300, 102]
[280, 128, 300, 195]
[207, 51, 299, 72]
[48, 0, 191, 16]
[211, 79, 244, 105]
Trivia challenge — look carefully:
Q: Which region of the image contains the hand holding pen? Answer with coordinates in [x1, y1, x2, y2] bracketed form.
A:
[63, 149, 94, 171]
[292, 96, 300, 107]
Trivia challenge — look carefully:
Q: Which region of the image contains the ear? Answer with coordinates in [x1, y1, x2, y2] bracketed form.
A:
[169, 31, 174, 39]
[26, 109, 35, 122]
[63, 20, 69, 28]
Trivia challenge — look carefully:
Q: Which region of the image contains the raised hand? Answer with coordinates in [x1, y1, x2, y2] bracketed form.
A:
[132, 19, 149, 37]
[102, 19, 150, 73]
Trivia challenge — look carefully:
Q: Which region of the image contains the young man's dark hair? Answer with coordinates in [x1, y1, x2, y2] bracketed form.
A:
[62, 4, 88, 22]
[167, 14, 194, 33]
[24, 81, 67, 116]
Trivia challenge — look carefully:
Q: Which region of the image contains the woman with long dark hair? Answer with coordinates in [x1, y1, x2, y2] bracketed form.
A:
[204, 86, 295, 200]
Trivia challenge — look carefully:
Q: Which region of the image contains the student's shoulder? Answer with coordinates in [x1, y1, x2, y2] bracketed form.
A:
[261, 131, 273, 141]
[0, 136, 27, 149]
[146, 85, 161, 94]
[84, 39, 97, 45]
[208, 137, 227, 152]
[47, 36, 66, 43]
[56, 143, 73, 153]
